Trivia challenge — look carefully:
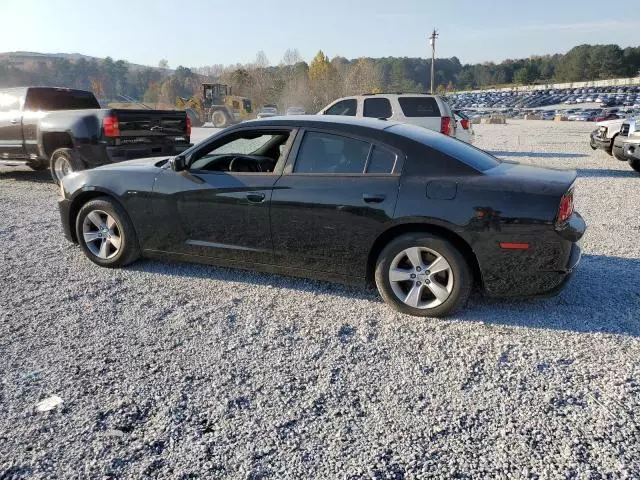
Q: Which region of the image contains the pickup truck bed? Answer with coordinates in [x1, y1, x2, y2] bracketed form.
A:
[0, 87, 192, 181]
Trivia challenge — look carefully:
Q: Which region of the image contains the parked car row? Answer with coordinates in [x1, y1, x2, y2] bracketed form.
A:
[450, 86, 640, 111]
[458, 106, 639, 123]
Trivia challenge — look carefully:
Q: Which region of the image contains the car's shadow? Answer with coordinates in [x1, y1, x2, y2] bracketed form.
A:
[129, 253, 640, 337]
[488, 150, 588, 159]
[0, 169, 53, 184]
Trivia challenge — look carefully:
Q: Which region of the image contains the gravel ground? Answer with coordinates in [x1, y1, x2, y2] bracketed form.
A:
[1, 120, 640, 478]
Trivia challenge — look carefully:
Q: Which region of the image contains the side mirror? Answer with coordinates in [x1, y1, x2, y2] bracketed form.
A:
[172, 155, 187, 172]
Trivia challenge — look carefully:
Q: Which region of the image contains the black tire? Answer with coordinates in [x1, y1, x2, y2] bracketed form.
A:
[211, 109, 230, 128]
[612, 146, 627, 161]
[26, 161, 48, 171]
[629, 158, 640, 173]
[374, 233, 472, 317]
[75, 197, 140, 268]
[50, 148, 85, 184]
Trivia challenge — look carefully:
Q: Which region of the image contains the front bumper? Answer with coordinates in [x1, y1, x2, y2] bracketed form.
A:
[589, 131, 611, 150]
[58, 198, 74, 242]
[623, 139, 640, 161]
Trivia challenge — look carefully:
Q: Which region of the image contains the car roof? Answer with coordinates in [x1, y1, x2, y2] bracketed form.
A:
[240, 115, 402, 131]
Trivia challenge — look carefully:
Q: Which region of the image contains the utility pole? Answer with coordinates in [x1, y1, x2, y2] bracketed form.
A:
[429, 28, 438, 94]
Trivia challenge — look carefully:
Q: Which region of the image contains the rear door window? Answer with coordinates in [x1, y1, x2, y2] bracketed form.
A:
[398, 97, 440, 117]
[366, 146, 397, 174]
[363, 98, 392, 118]
[24, 88, 100, 111]
[324, 99, 357, 116]
[294, 131, 370, 174]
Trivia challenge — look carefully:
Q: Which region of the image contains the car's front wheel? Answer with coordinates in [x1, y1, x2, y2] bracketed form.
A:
[75, 197, 140, 268]
[375, 233, 472, 317]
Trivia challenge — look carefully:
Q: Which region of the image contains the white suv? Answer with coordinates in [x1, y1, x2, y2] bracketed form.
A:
[318, 93, 458, 139]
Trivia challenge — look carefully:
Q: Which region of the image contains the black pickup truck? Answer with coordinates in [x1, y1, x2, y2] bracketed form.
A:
[0, 87, 192, 182]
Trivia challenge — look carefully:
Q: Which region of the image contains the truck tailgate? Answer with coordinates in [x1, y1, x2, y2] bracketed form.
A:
[113, 109, 187, 138]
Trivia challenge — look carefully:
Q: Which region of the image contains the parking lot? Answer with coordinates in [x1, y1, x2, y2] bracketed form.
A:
[1, 120, 639, 477]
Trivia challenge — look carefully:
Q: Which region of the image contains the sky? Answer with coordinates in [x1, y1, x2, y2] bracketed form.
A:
[1, 0, 638, 68]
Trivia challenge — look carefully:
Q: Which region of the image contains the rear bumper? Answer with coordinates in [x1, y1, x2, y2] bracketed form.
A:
[58, 198, 74, 242]
[483, 212, 585, 298]
[106, 142, 192, 163]
[77, 141, 192, 168]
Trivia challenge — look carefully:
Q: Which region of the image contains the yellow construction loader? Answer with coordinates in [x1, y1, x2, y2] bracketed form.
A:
[176, 83, 253, 128]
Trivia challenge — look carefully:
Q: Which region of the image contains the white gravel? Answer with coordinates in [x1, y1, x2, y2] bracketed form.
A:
[1, 120, 639, 478]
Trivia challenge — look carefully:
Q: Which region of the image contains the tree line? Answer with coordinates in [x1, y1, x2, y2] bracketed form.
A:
[1, 44, 638, 113]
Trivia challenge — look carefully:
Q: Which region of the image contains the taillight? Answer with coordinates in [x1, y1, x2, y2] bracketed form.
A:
[440, 116, 454, 136]
[103, 115, 120, 138]
[185, 115, 192, 136]
[556, 190, 574, 225]
[460, 119, 470, 130]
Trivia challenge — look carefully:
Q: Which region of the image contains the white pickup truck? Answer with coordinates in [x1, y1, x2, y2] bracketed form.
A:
[590, 117, 640, 173]
[589, 118, 627, 156]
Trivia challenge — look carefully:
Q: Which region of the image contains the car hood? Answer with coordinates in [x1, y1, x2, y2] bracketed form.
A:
[94, 156, 170, 170]
[596, 118, 625, 129]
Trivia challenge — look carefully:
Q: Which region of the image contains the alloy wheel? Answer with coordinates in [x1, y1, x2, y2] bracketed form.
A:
[388, 247, 454, 309]
[82, 210, 122, 260]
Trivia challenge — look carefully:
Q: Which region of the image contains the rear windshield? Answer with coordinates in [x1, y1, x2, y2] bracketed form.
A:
[398, 97, 440, 117]
[24, 88, 100, 111]
[390, 123, 501, 172]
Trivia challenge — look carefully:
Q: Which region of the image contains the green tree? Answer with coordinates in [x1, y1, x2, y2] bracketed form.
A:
[308, 50, 336, 110]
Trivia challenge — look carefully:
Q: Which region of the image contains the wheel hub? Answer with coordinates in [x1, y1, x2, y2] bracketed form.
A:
[388, 246, 454, 309]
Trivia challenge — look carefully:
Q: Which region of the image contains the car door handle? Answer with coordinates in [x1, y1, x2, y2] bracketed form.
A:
[362, 194, 386, 203]
[10, 119, 19, 124]
[246, 192, 266, 203]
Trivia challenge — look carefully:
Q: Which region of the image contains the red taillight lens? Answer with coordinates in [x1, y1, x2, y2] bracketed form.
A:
[185, 115, 192, 136]
[556, 190, 574, 225]
[103, 115, 120, 137]
[460, 119, 470, 130]
[441, 116, 454, 136]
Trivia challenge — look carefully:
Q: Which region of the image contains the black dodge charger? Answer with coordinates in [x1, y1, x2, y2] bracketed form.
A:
[58, 116, 585, 317]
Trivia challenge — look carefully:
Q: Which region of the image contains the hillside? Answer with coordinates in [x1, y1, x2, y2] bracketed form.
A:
[0, 51, 165, 73]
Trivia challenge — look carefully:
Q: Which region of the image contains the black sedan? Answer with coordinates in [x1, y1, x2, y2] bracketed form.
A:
[58, 116, 585, 317]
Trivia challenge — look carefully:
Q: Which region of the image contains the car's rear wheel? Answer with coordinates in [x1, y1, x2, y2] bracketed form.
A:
[50, 148, 85, 184]
[75, 197, 140, 268]
[375, 233, 472, 317]
[629, 158, 640, 173]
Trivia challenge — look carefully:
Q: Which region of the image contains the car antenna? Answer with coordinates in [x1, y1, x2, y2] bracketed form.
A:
[117, 94, 153, 110]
